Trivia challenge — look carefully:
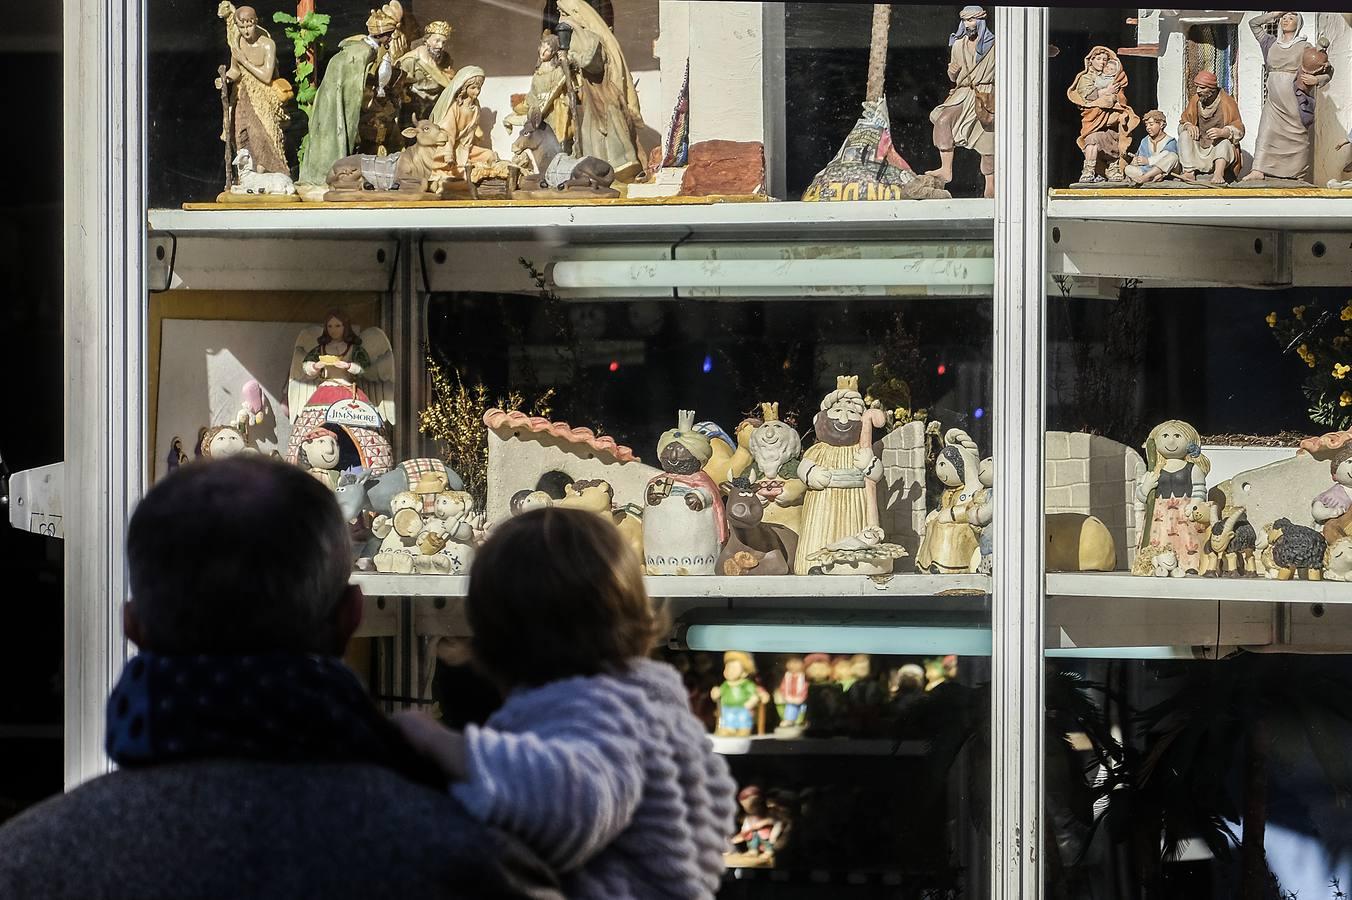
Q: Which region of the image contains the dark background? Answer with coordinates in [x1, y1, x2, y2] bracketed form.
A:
[0, 2, 64, 819]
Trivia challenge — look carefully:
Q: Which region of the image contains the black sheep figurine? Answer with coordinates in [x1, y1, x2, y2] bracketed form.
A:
[1205, 509, 1257, 578]
[1266, 518, 1326, 581]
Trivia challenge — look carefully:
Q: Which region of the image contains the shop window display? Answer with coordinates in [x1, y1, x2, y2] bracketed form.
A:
[1045, 10, 1352, 897]
[58, 2, 1352, 897]
[149, 1, 1000, 206]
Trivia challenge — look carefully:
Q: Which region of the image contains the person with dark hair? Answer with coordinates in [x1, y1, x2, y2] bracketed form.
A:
[0, 456, 561, 900]
[395, 507, 736, 899]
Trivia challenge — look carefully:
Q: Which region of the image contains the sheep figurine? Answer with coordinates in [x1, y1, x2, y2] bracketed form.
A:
[230, 148, 296, 196]
[1265, 517, 1327, 581]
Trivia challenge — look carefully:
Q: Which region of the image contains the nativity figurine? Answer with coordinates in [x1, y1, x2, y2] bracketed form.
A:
[718, 477, 798, 576]
[1244, 13, 1330, 183]
[504, 32, 575, 156]
[430, 66, 505, 185]
[915, 428, 984, 574]
[554, 0, 645, 181]
[644, 410, 727, 575]
[1124, 110, 1180, 185]
[926, 5, 995, 198]
[1178, 70, 1245, 184]
[726, 403, 806, 534]
[299, 2, 408, 187]
[216, 3, 290, 178]
[795, 377, 906, 575]
[1067, 46, 1139, 184]
[397, 20, 455, 127]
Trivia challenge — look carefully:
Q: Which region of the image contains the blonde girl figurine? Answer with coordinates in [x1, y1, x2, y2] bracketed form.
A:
[1136, 419, 1212, 575]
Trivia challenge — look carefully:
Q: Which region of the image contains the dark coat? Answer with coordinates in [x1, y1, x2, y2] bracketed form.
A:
[0, 759, 562, 900]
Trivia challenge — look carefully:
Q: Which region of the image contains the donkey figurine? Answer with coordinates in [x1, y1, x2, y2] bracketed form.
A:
[511, 112, 618, 194]
[717, 477, 799, 576]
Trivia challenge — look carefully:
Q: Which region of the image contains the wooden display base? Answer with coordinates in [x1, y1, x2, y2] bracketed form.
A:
[512, 185, 621, 201]
[213, 190, 301, 204]
[1054, 179, 1346, 199]
[182, 193, 769, 211]
[322, 189, 444, 203]
[724, 852, 776, 869]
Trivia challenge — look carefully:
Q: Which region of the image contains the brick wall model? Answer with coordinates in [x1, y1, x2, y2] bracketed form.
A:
[1044, 431, 1146, 565]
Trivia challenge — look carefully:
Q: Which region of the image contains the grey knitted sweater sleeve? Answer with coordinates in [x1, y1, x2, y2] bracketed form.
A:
[452, 658, 736, 900]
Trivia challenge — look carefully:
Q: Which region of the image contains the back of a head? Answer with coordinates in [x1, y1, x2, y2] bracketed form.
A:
[468, 507, 657, 688]
[126, 456, 352, 655]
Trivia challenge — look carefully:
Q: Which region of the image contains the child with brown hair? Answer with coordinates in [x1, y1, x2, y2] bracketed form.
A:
[395, 507, 735, 899]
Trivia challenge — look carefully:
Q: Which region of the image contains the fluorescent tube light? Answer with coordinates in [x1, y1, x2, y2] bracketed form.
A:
[1045, 646, 1205, 660]
[683, 624, 993, 656]
[552, 257, 994, 291]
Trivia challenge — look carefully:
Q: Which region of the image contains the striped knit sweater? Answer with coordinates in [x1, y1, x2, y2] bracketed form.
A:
[452, 658, 736, 899]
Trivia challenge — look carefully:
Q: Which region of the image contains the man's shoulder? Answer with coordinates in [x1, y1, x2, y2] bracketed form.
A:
[0, 761, 562, 899]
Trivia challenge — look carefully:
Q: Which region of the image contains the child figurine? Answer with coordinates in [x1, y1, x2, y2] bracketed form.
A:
[392, 507, 735, 899]
[773, 656, 808, 736]
[712, 651, 767, 737]
[644, 410, 727, 575]
[1135, 419, 1212, 576]
[727, 785, 778, 866]
[1301, 432, 1352, 543]
[298, 426, 343, 490]
[1125, 110, 1180, 185]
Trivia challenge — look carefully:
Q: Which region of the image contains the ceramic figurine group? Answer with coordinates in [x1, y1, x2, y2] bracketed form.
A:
[1068, 12, 1335, 188]
[215, 1, 644, 202]
[803, 5, 992, 202]
[1131, 418, 1352, 581]
[638, 378, 913, 577]
[488, 377, 993, 577]
[686, 650, 954, 742]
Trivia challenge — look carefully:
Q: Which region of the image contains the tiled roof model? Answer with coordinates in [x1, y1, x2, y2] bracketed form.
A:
[482, 408, 640, 463]
[1299, 430, 1352, 457]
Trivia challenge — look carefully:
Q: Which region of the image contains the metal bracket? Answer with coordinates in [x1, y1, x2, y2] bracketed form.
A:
[6, 461, 63, 539]
[148, 233, 177, 293]
[145, 234, 399, 292]
[1048, 219, 1289, 288]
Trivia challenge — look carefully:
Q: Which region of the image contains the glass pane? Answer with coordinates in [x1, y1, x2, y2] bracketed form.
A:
[146, 1, 996, 205]
[144, 1, 998, 894]
[1048, 9, 1352, 898]
[423, 273, 995, 896]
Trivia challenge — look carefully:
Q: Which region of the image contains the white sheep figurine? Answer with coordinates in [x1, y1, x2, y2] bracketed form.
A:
[229, 148, 296, 196]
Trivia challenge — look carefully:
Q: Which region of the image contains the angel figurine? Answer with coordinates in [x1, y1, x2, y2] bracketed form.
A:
[284, 309, 396, 475]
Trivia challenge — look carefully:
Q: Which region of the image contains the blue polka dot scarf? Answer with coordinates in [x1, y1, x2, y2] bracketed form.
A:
[105, 653, 444, 787]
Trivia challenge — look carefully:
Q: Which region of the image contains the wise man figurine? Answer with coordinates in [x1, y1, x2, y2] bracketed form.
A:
[1178, 70, 1246, 185]
[643, 410, 728, 576]
[299, 2, 409, 186]
[925, 5, 995, 198]
[397, 20, 455, 128]
[794, 377, 906, 575]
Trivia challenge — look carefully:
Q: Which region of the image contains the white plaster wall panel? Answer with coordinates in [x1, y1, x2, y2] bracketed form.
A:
[1221, 453, 1330, 532]
[484, 427, 660, 524]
